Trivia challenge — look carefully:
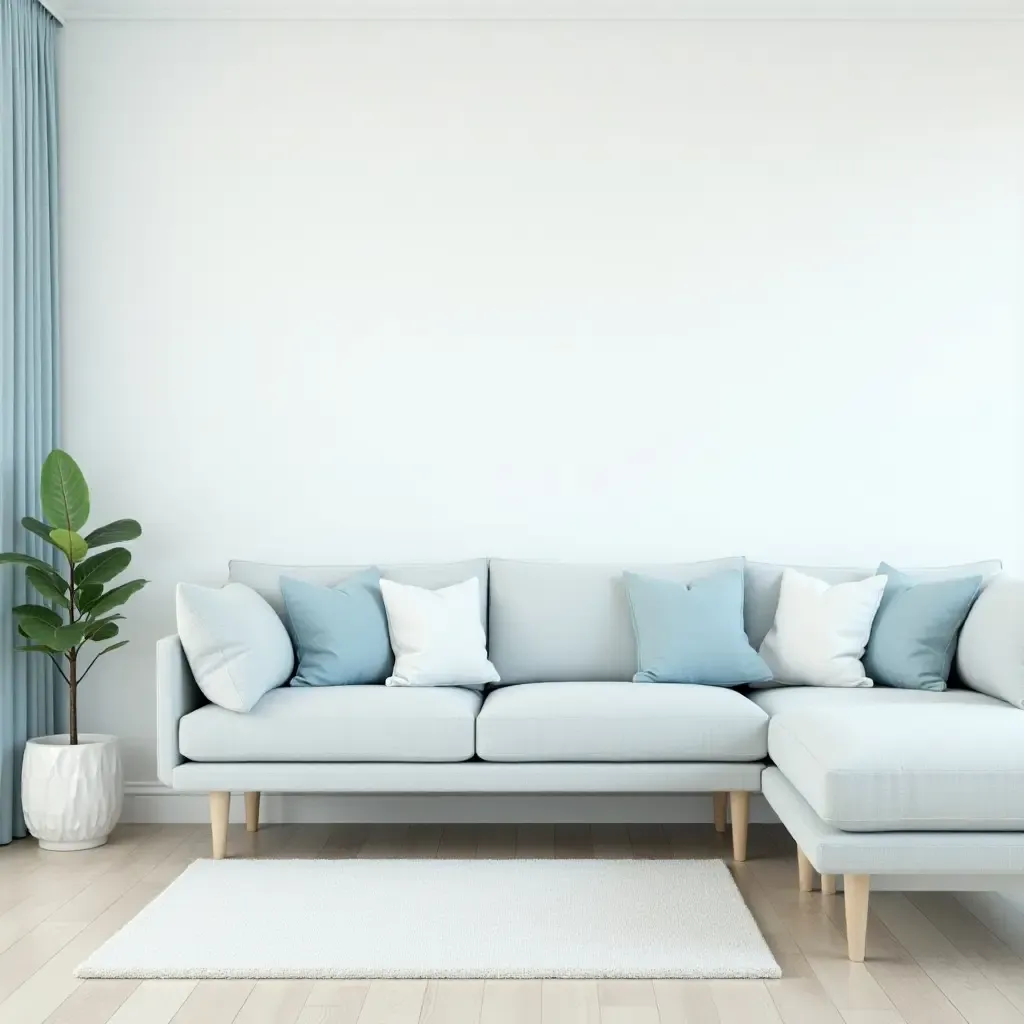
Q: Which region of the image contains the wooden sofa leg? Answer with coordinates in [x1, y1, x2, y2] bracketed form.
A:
[821, 873, 837, 896]
[245, 791, 261, 833]
[210, 791, 230, 860]
[797, 847, 816, 892]
[729, 791, 749, 862]
[844, 874, 870, 962]
[713, 792, 727, 833]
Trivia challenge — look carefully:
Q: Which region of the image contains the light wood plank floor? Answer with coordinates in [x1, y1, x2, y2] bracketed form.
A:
[1, 822, 1022, 1023]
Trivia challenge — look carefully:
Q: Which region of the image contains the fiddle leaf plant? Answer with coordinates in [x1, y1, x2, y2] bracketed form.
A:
[0, 450, 147, 744]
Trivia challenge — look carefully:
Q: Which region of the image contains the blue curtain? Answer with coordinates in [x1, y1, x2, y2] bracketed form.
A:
[0, 0, 60, 845]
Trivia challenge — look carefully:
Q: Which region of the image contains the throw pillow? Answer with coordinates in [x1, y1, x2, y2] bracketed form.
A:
[758, 568, 886, 687]
[957, 574, 1024, 708]
[281, 569, 393, 687]
[379, 577, 500, 688]
[624, 569, 772, 685]
[863, 562, 981, 691]
[176, 582, 293, 712]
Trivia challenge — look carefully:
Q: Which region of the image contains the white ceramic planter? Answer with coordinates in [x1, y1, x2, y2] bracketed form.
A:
[22, 734, 123, 851]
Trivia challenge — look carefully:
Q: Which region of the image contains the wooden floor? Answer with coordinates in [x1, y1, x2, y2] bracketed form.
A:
[1, 822, 1023, 1024]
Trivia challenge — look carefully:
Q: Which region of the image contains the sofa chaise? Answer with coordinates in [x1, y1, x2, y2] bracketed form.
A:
[155, 555, 1024, 962]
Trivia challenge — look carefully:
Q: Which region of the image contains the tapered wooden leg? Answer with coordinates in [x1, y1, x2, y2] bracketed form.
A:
[797, 847, 816, 892]
[821, 873, 837, 896]
[729, 790, 749, 862]
[210, 791, 230, 860]
[244, 791, 261, 833]
[713, 792, 727, 833]
[844, 874, 870, 962]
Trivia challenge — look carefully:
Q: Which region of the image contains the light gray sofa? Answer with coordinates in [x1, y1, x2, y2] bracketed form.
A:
[155, 556, 1024, 962]
[157, 556, 769, 867]
[752, 570, 1024, 961]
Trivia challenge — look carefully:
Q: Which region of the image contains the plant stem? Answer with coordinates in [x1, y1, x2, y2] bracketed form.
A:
[68, 557, 77, 745]
[68, 651, 77, 745]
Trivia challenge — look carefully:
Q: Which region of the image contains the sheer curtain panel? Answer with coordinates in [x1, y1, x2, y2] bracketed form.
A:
[0, 0, 60, 845]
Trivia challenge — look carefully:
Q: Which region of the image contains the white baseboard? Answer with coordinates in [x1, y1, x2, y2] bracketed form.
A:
[122, 781, 781, 826]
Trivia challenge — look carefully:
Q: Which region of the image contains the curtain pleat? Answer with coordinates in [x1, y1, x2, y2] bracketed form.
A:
[0, 0, 60, 846]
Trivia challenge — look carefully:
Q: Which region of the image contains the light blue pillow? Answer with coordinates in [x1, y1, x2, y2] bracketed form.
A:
[624, 569, 772, 686]
[281, 569, 393, 686]
[863, 562, 981, 691]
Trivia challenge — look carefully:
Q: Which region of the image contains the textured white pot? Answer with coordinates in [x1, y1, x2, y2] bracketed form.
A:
[22, 735, 123, 851]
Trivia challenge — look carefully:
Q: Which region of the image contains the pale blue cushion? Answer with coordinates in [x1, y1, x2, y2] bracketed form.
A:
[625, 569, 772, 686]
[863, 562, 981, 691]
[282, 569, 393, 687]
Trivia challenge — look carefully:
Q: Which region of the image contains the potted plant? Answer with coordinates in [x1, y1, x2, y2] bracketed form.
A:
[0, 450, 147, 850]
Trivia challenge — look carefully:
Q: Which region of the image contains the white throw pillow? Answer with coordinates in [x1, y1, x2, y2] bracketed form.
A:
[380, 577, 500, 688]
[176, 583, 294, 712]
[758, 568, 886, 687]
[957, 574, 1024, 709]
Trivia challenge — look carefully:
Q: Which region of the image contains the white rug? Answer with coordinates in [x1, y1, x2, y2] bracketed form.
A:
[77, 858, 780, 980]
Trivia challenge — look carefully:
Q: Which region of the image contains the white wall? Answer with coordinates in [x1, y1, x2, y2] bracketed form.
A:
[60, 18, 1024, 786]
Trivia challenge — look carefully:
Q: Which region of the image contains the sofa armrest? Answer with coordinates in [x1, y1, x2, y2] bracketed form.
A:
[155, 634, 206, 787]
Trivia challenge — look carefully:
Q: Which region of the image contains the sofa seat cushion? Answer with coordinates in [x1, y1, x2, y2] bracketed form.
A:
[748, 686, 1024, 830]
[475, 682, 768, 762]
[180, 685, 482, 762]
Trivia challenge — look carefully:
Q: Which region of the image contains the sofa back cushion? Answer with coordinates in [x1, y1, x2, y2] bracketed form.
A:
[744, 560, 1002, 653]
[228, 558, 489, 627]
[488, 557, 743, 684]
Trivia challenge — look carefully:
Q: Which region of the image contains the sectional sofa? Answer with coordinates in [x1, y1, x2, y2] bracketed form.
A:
[155, 556, 1024, 962]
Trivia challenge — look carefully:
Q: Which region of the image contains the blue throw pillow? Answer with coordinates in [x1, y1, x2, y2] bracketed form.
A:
[624, 569, 772, 686]
[281, 569, 393, 686]
[863, 562, 981, 691]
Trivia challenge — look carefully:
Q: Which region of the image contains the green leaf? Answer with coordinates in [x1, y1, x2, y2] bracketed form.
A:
[84, 613, 123, 635]
[76, 548, 131, 588]
[25, 567, 69, 608]
[18, 618, 60, 649]
[49, 529, 88, 564]
[76, 582, 103, 613]
[21, 516, 59, 546]
[12, 605, 63, 629]
[86, 621, 120, 642]
[92, 639, 129, 659]
[40, 450, 90, 533]
[53, 622, 90, 650]
[84, 519, 141, 548]
[0, 552, 56, 574]
[28, 565, 67, 592]
[15, 644, 56, 654]
[86, 578, 147, 618]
